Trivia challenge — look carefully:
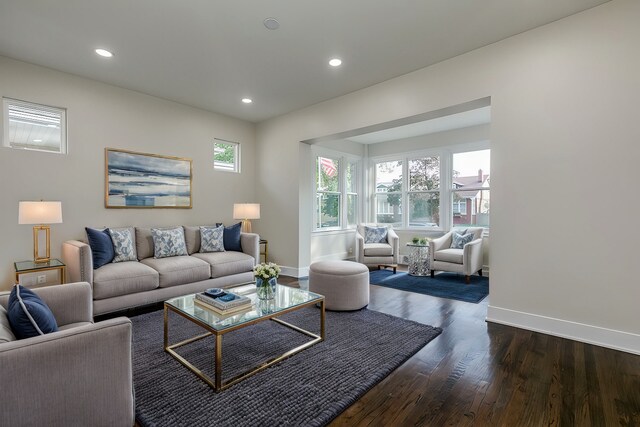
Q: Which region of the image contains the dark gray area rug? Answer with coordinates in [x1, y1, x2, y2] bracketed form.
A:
[131, 306, 441, 426]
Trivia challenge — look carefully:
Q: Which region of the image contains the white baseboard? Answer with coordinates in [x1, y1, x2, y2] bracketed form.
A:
[280, 265, 309, 278]
[487, 305, 640, 355]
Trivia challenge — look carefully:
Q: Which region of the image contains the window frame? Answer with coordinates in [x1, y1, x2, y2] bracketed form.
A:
[2, 97, 67, 154]
[213, 138, 240, 173]
[370, 144, 490, 231]
[312, 148, 362, 232]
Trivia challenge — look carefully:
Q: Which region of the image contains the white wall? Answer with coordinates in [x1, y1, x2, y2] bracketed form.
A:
[0, 56, 256, 291]
[256, 0, 640, 353]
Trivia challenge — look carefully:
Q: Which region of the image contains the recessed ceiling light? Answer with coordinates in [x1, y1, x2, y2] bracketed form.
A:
[95, 48, 113, 58]
[329, 58, 342, 67]
[263, 18, 280, 30]
[33, 139, 42, 142]
[242, 98, 253, 104]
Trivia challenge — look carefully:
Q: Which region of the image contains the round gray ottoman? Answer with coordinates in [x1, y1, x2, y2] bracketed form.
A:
[309, 261, 369, 311]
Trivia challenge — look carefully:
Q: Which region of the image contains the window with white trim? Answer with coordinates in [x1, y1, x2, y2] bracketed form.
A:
[213, 139, 240, 172]
[452, 149, 490, 227]
[314, 154, 360, 230]
[2, 97, 67, 154]
[372, 148, 489, 229]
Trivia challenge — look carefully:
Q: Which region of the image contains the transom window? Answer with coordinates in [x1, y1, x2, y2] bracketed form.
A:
[2, 97, 67, 154]
[213, 139, 240, 172]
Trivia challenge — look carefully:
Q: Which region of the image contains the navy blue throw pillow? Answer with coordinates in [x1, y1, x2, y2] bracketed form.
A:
[86, 227, 115, 269]
[216, 222, 243, 252]
[7, 285, 58, 339]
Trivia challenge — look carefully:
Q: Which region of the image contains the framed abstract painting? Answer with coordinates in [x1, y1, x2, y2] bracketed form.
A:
[105, 148, 192, 208]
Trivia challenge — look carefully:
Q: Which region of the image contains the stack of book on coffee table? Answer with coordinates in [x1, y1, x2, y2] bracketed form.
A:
[194, 288, 252, 315]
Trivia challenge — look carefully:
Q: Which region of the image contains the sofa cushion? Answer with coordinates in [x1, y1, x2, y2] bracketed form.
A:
[434, 248, 464, 264]
[217, 222, 242, 252]
[363, 243, 393, 257]
[200, 225, 225, 253]
[135, 227, 154, 260]
[0, 305, 17, 343]
[450, 232, 474, 249]
[7, 285, 58, 339]
[191, 251, 255, 278]
[183, 226, 201, 255]
[85, 227, 114, 269]
[109, 227, 137, 262]
[93, 261, 159, 300]
[140, 256, 211, 288]
[151, 227, 188, 258]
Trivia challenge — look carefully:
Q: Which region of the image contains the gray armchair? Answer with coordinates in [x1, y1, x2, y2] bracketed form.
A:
[429, 227, 484, 283]
[355, 223, 399, 267]
[0, 282, 134, 427]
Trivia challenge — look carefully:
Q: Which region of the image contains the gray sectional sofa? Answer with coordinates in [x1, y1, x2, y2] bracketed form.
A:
[63, 226, 259, 316]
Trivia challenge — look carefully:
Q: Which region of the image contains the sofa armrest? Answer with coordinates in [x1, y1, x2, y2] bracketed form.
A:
[355, 232, 365, 263]
[34, 282, 93, 326]
[387, 228, 400, 264]
[431, 232, 452, 252]
[463, 238, 484, 275]
[62, 240, 93, 285]
[0, 317, 134, 427]
[241, 232, 260, 265]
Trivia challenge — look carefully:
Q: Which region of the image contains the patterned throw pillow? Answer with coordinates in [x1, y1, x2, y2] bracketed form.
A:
[151, 227, 188, 259]
[109, 228, 138, 262]
[450, 232, 474, 249]
[364, 226, 388, 244]
[200, 225, 225, 253]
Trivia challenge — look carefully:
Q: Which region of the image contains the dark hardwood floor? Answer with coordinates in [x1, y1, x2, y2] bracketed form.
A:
[280, 273, 640, 426]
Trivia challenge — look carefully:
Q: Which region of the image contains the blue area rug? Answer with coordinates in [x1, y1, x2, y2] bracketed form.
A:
[370, 270, 489, 303]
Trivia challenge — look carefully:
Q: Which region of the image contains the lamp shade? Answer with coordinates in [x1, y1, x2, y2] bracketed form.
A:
[18, 201, 63, 224]
[233, 203, 260, 220]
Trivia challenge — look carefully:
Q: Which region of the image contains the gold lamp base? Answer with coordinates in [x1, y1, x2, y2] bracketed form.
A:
[240, 219, 252, 233]
[33, 225, 51, 263]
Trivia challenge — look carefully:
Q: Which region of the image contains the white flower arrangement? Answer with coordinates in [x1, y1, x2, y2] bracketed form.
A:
[253, 262, 281, 280]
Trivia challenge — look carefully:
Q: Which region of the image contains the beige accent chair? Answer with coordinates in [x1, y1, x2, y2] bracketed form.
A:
[429, 227, 484, 284]
[0, 282, 134, 427]
[355, 223, 399, 267]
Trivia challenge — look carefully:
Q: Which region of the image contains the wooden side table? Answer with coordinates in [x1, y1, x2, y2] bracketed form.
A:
[259, 239, 268, 263]
[14, 259, 66, 287]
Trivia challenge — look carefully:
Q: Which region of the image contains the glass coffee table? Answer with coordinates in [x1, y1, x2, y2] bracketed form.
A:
[164, 282, 325, 391]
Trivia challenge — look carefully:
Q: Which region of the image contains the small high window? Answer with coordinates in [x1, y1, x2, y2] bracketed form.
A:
[2, 97, 67, 154]
[213, 139, 240, 172]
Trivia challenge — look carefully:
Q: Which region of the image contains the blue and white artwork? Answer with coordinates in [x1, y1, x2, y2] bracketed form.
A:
[106, 149, 192, 208]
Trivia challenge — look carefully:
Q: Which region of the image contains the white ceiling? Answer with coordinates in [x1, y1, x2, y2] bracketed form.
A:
[347, 106, 491, 144]
[0, 1, 609, 123]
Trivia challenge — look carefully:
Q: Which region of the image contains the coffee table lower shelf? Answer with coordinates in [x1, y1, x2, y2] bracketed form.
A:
[163, 299, 325, 392]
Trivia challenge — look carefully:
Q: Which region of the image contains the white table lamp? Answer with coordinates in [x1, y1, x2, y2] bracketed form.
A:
[233, 203, 260, 233]
[18, 201, 63, 263]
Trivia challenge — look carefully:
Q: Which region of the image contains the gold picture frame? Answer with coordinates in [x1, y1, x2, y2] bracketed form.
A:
[105, 148, 192, 208]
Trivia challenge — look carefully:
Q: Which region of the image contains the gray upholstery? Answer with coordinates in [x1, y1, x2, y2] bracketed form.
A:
[63, 228, 260, 315]
[355, 223, 399, 266]
[141, 255, 211, 288]
[135, 227, 155, 260]
[0, 283, 134, 427]
[192, 251, 255, 278]
[183, 225, 204, 255]
[429, 227, 484, 282]
[309, 261, 370, 311]
[62, 240, 93, 285]
[92, 272, 254, 315]
[93, 261, 159, 300]
[0, 305, 16, 343]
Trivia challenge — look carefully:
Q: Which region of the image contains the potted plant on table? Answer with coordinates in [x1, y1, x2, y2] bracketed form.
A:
[253, 262, 281, 300]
